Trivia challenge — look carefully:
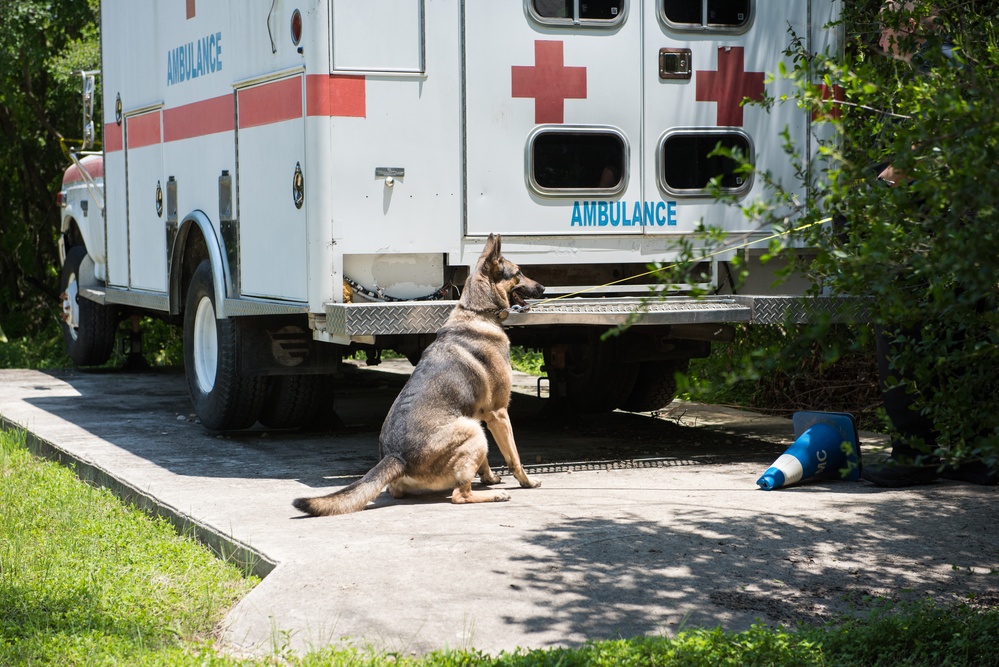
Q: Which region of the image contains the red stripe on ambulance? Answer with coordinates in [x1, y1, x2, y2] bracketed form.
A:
[306, 75, 366, 118]
[103, 122, 123, 152]
[103, 75, 366, 153]
[164, 94, 234, 142]
[126, 111, 161, 149]
[237, 77, 303, 129]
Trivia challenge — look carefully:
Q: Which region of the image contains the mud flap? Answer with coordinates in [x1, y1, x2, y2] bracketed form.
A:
[236, 316, 342, 376]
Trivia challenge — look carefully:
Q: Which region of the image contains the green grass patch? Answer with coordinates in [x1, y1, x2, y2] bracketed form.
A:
[510, 346, 545, 376]
[0, 316, 184, 370]
[0, 317, 73, 369]
[3, 427, 997, 666]
[0, 428, 257, 665]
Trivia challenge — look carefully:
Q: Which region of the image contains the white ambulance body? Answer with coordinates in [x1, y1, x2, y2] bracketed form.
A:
[59, 0, 842, 430]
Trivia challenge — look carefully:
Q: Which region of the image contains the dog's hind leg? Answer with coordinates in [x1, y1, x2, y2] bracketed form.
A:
[450, 424, 511, 504]
[452, 482, 511, 504]
[484, 408, 540, 489]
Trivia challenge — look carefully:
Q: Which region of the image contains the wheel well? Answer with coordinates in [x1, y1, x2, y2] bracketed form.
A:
[63, 219, 84, 250]
[173, 225, 209, 314]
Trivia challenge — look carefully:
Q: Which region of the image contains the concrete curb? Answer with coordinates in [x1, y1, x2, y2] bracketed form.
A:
[1, 413, 277, 579]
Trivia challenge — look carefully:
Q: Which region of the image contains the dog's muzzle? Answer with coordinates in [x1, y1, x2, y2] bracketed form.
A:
[511, 281, 544, 308]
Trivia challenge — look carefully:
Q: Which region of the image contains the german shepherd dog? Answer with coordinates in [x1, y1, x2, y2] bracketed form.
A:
[293, 234, 544, 516]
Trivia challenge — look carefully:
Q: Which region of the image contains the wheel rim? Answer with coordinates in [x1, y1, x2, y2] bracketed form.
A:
[61, 272, 80, 341]
[192, 295, 218, 394]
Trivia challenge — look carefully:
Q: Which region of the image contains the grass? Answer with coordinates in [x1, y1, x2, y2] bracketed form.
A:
[4, 427, 999, 666]
[0, 427, 257, 665]
[510, 346, 545, 376]
[0, 316, 184, 370]
[0, 317, 74, 369]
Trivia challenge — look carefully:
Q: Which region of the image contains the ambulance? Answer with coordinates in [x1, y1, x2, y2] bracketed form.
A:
[58, 0, 843, 431]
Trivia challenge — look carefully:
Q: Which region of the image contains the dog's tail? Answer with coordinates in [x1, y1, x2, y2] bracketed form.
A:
[293, 455, 406, 517]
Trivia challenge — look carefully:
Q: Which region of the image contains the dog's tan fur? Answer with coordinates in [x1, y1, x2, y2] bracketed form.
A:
[293, 234, 544, 516]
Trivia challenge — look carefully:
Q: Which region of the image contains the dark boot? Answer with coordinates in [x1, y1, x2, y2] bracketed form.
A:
[940, 460, 999, 486]
[866, 326, 941, 487]
[861, 448, 939, 487]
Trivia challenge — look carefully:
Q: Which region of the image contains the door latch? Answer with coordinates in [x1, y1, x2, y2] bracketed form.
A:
[659, 48, 692, 80]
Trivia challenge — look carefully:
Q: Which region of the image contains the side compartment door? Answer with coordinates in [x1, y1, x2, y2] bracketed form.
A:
[465, 1, 644, 237]
[235, 74, 308, 302]
[125, 107, 168, 292]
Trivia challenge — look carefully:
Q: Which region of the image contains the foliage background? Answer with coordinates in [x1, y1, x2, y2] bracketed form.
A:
[0, 0, 99, 340]
[789, 0, 999, 464]
[641, 0, 999, 459]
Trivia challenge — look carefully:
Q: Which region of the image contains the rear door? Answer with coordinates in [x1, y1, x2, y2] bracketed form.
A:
[643, 1, 808, 235]
[465, 1, 643, 236]
[464, 1, 808, 238]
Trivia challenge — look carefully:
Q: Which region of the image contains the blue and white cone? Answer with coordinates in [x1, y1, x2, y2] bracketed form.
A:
[756, 411, 862, 490]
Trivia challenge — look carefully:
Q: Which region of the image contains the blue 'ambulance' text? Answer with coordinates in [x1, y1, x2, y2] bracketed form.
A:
[167, 32, 223, 86]
[570, 200, 678, 227]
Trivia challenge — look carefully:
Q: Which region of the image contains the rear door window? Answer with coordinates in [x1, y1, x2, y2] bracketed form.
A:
[531, 0, 626, 25]
[659, 131, 753, 197]
[530, 128, 628, 195]
[662, 0, 752, 31]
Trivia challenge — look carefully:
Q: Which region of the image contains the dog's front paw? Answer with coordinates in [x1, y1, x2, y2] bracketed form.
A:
[520, 477, 541, 489]
[493, 491, 512, 502]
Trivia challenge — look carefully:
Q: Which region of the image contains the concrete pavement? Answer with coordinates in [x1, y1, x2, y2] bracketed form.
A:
[2, 363, 997, 657]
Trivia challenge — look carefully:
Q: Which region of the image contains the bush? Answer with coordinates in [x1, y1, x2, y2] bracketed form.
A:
[681, 324, 885, 431]
[680, 1, 999, 464]
[807, 1, 999, 466]
[0, 315, 183, 370]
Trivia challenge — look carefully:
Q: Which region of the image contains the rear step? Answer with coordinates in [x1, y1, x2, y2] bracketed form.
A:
[324, 295, 866, 336]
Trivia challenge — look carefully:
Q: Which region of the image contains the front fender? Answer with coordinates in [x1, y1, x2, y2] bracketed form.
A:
[59, 155, 106, 265]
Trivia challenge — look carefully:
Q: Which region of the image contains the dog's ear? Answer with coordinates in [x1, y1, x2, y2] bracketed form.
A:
[482, 234, 502, 264]
[479, 234, 503, 276]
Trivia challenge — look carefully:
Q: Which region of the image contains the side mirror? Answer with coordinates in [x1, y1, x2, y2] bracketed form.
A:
[82, 73, 96, 149]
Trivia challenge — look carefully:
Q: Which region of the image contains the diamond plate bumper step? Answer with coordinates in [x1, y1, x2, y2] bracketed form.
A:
[324, 295, 867, 337]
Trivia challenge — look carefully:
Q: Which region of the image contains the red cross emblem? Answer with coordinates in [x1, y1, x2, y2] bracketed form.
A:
[512, 41, 587, 124]
[695, 47, 765, 126]
[812, 83, 844, 121]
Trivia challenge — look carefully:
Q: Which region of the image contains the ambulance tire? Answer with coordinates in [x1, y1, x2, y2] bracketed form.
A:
[618, 359, 689, 413]
[258, 374, 335, 430]
[546, 341, 639, 414]
[59, 245, 119, 367]
[183, 260, 266, 432]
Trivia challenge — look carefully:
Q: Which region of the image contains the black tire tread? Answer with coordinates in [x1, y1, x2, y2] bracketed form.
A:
[183, 260, 266, 431]
[60, 245, 118, 367]
[619, 359, 689, 413]
[258, 375, 334, 429]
